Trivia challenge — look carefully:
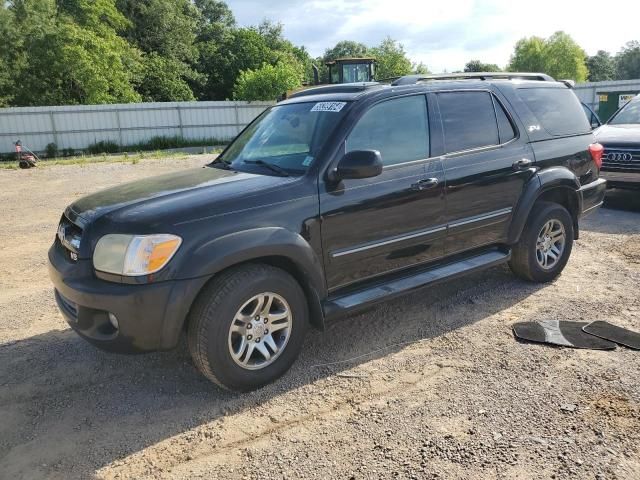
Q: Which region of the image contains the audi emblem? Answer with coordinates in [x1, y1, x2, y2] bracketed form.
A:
[606, 152, 632, 161]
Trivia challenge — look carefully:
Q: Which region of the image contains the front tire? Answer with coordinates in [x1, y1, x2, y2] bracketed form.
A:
[187, 264, 309, 391]
[509, 201, 574, 282]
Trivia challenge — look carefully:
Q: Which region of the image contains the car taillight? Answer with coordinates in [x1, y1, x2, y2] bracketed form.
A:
[589, 143, 604, 169]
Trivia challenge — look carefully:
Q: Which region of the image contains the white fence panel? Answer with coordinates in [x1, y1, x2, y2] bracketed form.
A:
[0, 100, 274, 153]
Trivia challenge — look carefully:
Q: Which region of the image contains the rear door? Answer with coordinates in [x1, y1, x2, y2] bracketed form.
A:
[434, 90, 536, 254]
[320, 94, 447, 291]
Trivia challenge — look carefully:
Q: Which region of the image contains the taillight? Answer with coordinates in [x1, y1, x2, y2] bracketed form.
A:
[589, 143, 604, 169]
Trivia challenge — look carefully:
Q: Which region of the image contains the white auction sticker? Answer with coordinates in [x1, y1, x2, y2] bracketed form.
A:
[311, 101, 346, 113]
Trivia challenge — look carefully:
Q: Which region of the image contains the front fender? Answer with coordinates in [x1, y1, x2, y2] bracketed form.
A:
[177, 227, 327, 298]
[508, 167, 582, 244]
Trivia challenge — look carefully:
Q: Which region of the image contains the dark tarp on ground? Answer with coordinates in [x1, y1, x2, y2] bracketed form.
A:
[513, 320, 617, 350]
[583, 321, 640, 350]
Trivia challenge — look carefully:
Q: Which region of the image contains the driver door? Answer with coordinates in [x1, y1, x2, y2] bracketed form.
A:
[319, 95, 447, 291]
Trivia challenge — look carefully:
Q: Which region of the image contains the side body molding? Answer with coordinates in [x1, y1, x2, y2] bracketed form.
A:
[508, 167, 583, 244]
[176, 227, 327, 328]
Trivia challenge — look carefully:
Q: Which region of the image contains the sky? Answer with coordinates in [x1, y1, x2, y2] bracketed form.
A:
[226, 0, 639, 72]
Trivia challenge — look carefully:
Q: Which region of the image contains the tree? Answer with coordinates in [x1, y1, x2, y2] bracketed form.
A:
[137, 53, 196, 102]
[5, 0, 141, 106]
[464, 60, 501, 72]
[616, 41, 640, 80]
[116, 0, 200, 101]
[233, 61, 303, 101]
[412, 62, 430, 74]
[544, 32, 588, 81]
[0, 6, 17, 106]
[194, 0, 235, 27]
[370, 37, 413, 80]
[323, 40, 369, 62]
[586, 50, 616, 82]
[507, 31, 587, 82]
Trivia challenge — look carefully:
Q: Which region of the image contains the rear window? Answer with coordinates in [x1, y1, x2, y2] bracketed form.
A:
[517, 87, 590, 136]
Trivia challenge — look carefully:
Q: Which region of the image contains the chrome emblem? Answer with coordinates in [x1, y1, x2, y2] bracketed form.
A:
[606, 152, 632, 162]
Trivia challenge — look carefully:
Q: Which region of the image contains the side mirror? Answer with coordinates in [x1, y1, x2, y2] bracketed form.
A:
[334, 150, 383, 180]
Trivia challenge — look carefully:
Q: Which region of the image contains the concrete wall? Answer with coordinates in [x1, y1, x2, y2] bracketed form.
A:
[0, 101, 274, 154]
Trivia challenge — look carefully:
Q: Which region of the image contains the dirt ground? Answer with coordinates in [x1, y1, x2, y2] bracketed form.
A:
[1, 157, 639, 480]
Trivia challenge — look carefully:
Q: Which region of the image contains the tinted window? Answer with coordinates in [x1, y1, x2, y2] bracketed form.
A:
[495, 98, 516, 143]
[346, 96, 429, 166]
[438, 92, 499, 153]
[609, 98, 640, 125]
[517, 87, 590, 136]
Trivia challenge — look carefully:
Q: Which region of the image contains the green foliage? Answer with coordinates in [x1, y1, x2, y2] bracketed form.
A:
[234, 61, 303, 101]
[5, 0, 141, 106]
[45, 143, 58, 158]
[323, 40, 369, 62]
[413, 62, 430, 75]
[370, 37, 413, 80]
[508, 31, 587, 82]
[137, 53, 196, 102]
[464, 60, 501, 72]
[586, 50, 616, 82]
[616, 41, 640, 80]
[87, 140, 120, 155]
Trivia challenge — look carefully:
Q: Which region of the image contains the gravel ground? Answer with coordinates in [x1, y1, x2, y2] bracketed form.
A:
[0, 157, 639, 480]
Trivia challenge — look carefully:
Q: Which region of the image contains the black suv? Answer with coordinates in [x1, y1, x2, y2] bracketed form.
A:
[49, 73, 606, 391]
[595, 94, 640, 189]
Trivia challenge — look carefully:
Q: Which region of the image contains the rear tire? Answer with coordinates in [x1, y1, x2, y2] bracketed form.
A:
[187, 264, 308, 391]
[509, 201, 574, 282]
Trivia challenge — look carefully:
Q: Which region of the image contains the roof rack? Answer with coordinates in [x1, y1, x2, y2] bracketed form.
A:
[391, 72, 555, 86]
[287, 82, 381, 99]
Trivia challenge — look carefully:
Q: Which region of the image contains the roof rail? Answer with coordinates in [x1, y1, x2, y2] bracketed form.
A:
[287, 82, 381, 99]
[391, 72, 555, 86]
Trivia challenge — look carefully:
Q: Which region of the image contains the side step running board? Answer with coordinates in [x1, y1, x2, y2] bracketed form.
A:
[324, 250, 510, 318]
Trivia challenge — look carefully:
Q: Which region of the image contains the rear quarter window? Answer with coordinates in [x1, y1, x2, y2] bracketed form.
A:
[516, 87, 590, 136]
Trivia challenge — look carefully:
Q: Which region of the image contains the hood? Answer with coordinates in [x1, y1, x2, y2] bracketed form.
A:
[68, 166, 292, 225]
[594, 124, 640, 147]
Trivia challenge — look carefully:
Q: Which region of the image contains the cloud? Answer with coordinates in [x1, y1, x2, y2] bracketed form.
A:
[226, 0, 639, 72]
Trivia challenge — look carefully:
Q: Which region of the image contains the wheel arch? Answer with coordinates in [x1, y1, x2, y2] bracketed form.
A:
[176, 228, 327, 333]
[508, 168, 583, 244]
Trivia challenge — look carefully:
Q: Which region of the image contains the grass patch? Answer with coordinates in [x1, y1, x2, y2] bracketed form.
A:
[0, 148, 223, 170]
[84, 135, 226, 156]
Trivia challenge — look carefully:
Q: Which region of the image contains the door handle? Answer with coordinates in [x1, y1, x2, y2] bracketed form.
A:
[512, 158, 533, 171]
[411, 178, 439, 191]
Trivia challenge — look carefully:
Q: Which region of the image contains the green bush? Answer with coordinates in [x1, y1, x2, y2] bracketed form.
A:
[87, 140, 120, 155]
[62, 148, 75, 157]
[45, 142, 58, 158]
[234, 61, 303, 101]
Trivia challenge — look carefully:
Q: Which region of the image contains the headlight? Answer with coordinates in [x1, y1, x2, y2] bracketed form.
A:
[93, 234, 182, 276]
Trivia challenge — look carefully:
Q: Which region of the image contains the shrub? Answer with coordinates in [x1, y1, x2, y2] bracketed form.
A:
[87, 140, 119, 155]
[62, 148, 75, 157]
[45, 143, 58, 158]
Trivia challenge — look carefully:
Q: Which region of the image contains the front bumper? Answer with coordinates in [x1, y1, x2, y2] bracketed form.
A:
[48, 242, 209, 353]
[578, 177, 607, 216]
[600, 170, 640, 190]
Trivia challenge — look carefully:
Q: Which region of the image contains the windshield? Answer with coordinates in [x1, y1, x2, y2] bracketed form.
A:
[218, 102, 348, 175]
[342, 64, 370, 83]
[609, 98, 640, 125]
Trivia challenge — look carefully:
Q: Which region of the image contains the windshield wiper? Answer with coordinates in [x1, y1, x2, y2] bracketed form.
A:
[244, 159, 290, 177]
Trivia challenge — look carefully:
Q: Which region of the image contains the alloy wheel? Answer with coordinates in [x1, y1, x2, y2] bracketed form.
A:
[228, 292, 292, 370]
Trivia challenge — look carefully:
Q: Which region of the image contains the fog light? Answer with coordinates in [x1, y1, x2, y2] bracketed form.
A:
[108, 312, 119, 329]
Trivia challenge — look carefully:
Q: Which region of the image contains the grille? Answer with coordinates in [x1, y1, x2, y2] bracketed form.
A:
[601, 147, 640, 172]
[55, 290, 78, 320]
